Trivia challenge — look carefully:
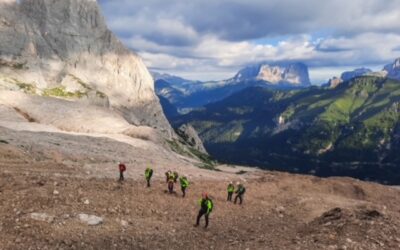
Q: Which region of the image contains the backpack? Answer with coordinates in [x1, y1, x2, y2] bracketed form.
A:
[207, 199, 214, 213]
[240, 187, 246, 195]
[146, 168, 153, 178]
[119, 164, 126, 172]
[179, 177, 188, 187]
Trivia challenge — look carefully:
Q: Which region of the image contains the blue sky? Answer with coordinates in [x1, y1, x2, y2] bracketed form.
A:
[98, 0, 400, 84]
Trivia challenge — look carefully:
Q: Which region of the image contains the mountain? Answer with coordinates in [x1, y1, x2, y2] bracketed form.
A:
[158, 95, 179, 120]
[384, 57, 400, 80]
[327, 68, 372, 88]
[154, 62, 310, 112]
[341, 68, 372, 81]
[174, 76, 400, 184]
[232, 62, 311, 86]
[0, 0, 171, 136]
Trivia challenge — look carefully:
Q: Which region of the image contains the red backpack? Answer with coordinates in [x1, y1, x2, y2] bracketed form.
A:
[119, 164, 126, 172]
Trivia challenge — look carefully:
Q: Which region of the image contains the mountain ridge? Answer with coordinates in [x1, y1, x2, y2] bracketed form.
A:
[174, 75, 400, 184]
[154, 62, 310, 112]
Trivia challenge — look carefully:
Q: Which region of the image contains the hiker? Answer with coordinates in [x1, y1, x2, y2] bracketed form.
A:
[234, 182, 246, 205]
[145, 167, 153, 187]
[166, 171, 175, 193]
[194, 192, 213, 228]
[227, 181, 235, 201]
[179, 176, 189, 197]
[118, 162, 126, 182]
[165, 170, 172, 183]
[173, 171, 179, 183]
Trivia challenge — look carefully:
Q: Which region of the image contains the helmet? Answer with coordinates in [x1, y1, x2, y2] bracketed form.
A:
[236, 181, 240, 185]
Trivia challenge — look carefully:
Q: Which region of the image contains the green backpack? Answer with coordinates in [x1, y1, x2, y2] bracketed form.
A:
[207, 199, 214, 214]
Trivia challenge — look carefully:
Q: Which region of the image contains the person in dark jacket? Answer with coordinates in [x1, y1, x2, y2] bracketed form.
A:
[145, 167, 153, 187]
[118, 162, 126, 182]
[234, 182, 246, 205]
[166, 171, 175, 193]
[194, 192, 213, 228]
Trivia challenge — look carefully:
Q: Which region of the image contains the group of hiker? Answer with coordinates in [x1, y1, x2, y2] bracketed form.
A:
[165, 170, 190, 197]
[227, 181, 246, 204]
[117, 163, 246, 228]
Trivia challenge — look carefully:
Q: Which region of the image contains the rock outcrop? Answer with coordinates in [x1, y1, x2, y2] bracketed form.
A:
[176, 124, 207, 154]
[327, 68, 372, 88]
[0, 0, 172, 137]
[341, 68, 372, 82]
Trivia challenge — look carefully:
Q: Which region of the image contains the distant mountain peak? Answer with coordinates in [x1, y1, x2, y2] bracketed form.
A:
[233, 62, 311, 86]
[384, 58, 400, 80]
[341, 68, 372, 82]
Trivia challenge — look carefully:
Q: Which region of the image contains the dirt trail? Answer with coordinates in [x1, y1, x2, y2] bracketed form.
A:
[1, 126, 400, 249]
[1, 161, 400, 250]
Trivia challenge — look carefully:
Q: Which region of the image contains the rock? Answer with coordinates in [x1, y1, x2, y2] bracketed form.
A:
[53, 190, 59, 195]
[275, 206, 285, 213]
[116, 219, 129, 227]
[78, 214, 103, 226]
[30, 213, 55, 223]
[83, 199, 90, 205]
[176, 124, 208, 154]
[62, 214, 71, 219]
[0, 0, 172, 137]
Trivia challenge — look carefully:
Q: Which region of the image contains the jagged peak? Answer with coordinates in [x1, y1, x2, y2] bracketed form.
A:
[233, 61, 311, 86]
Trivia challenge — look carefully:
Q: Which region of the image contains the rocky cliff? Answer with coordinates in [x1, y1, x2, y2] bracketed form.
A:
[0, 0, 172, 137]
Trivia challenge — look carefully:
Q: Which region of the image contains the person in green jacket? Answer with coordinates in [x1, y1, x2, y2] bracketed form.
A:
[227, 181, 235, 201]
[179, 176, 190, 197]
[194, 192, 213, 228]
[145, 167, 153, 187]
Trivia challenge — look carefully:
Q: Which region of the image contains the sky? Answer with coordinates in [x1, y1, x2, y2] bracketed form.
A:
[98, 0, 400, 84]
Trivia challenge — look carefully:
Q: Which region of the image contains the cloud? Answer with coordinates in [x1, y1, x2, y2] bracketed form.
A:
[100, 0, 400, 42]
[97, 0, 400, 82]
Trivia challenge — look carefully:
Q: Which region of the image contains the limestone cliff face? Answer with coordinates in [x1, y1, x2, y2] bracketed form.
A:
[0, 0, 172, 137]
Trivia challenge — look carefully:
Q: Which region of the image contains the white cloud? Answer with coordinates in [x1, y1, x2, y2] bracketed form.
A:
[98, 0, 400, 82]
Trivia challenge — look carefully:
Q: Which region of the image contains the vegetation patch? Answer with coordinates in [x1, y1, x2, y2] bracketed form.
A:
[16, 82, 36, 94]
[43, 86, 87, 98]
[68, 74, 92, 90]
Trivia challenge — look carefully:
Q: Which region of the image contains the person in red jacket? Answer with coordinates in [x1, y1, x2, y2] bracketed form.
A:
[118, 162, 126, 182]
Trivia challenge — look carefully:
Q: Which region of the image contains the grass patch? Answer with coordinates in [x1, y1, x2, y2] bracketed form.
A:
[188, 147, 216, 166]
[166, 139, 187, 156]
[68, 74, 92, 90]
[167, 139, 217, 170]
[43, 86, 87, 98]
[197, 163, 221, 171]
[16, 82, 36, 94]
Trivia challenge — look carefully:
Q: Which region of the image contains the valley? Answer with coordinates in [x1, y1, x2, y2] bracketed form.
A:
[165, 67, 400, 184]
